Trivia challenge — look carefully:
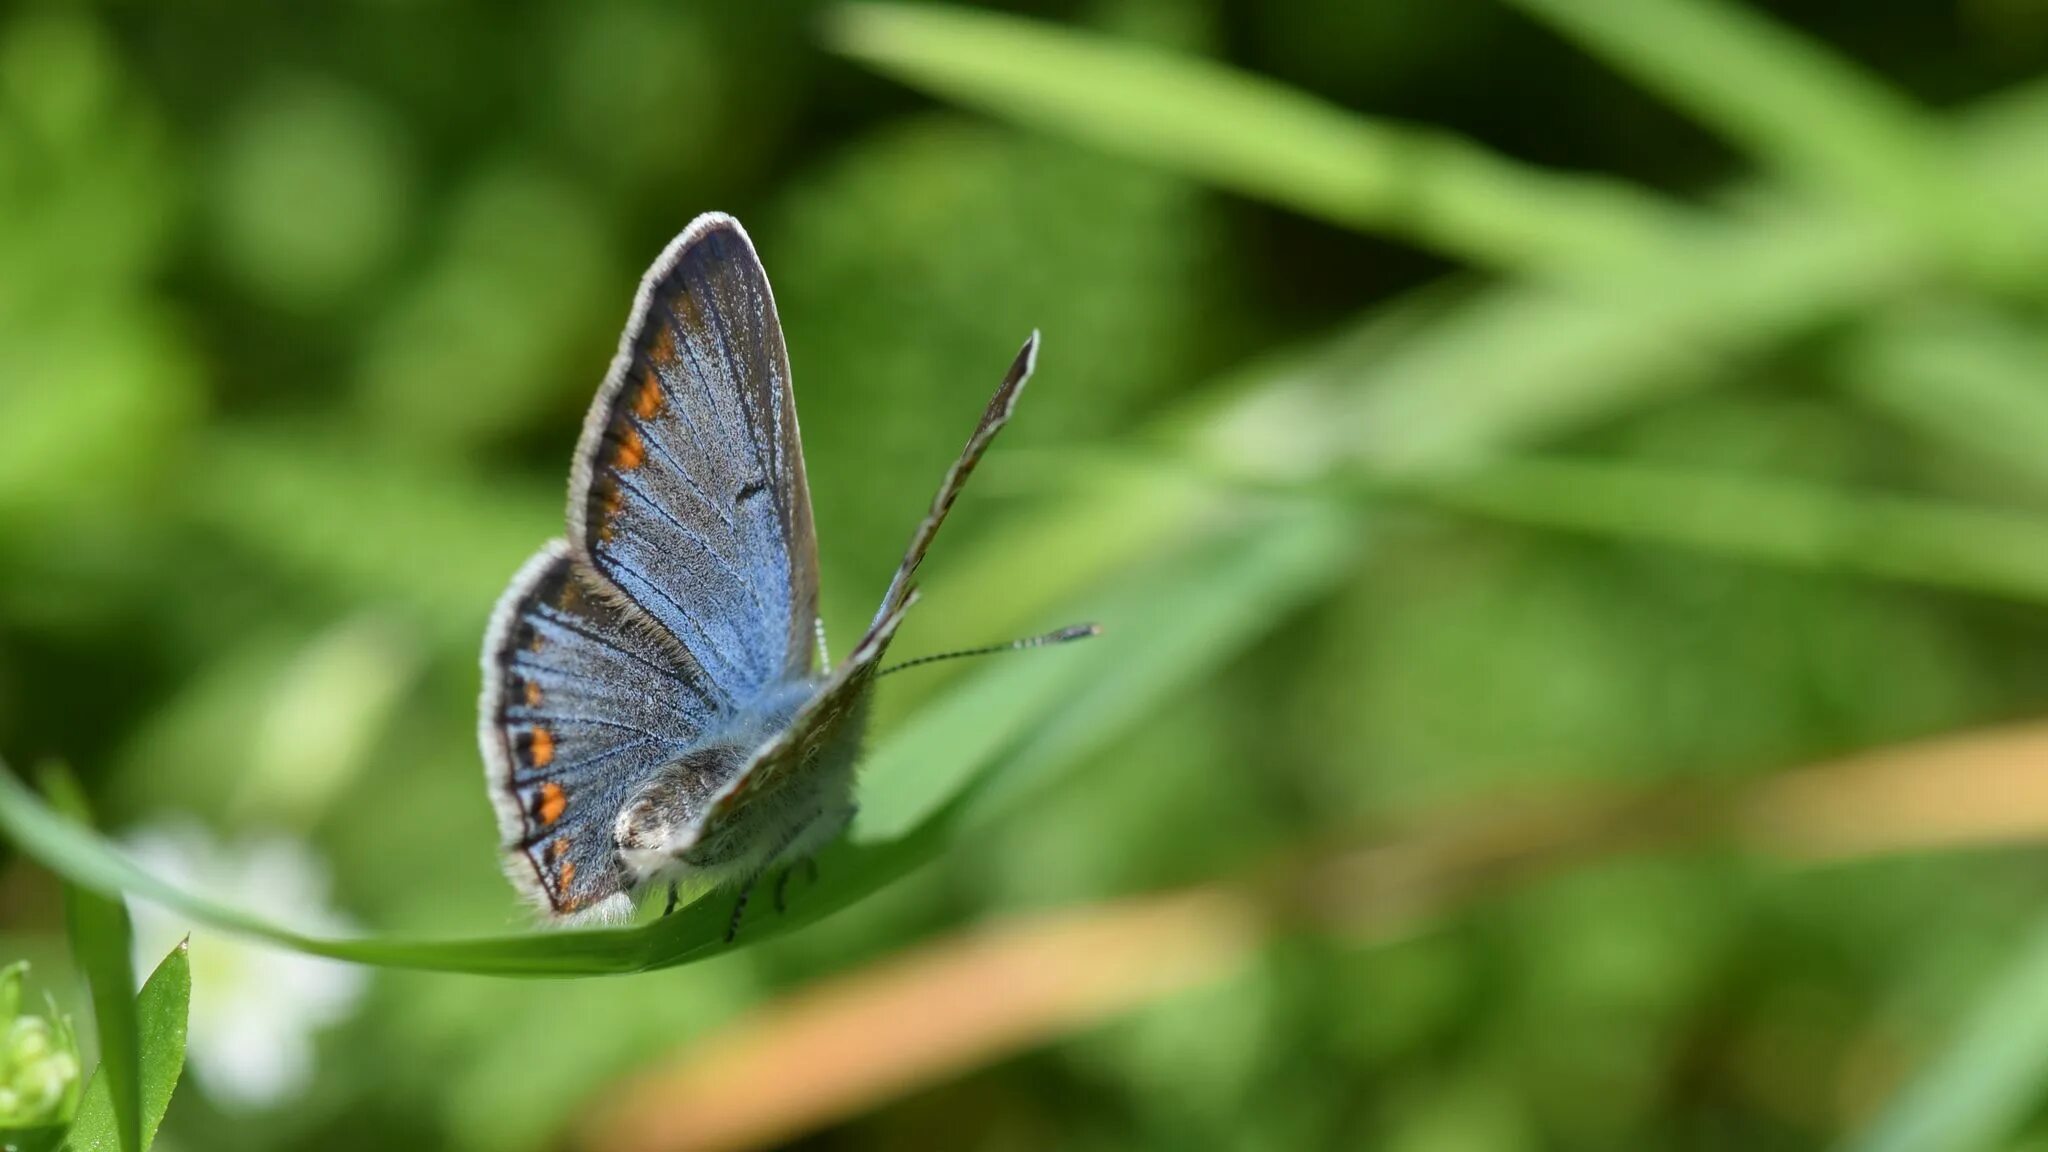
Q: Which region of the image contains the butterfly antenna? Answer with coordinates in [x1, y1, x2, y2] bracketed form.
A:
[878, 623, 1102, 677]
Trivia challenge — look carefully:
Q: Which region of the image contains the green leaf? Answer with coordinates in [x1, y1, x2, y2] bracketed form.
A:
[43, 771, 138, 1152]
[0, 503, 1356, 977]
[824, 2, 1694, 281]
[63, 943, 188, 1152]
[1403, 455, 2048, 604]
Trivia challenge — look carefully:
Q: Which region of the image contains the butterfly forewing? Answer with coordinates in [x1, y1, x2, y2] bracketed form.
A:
[684, 334, 1039, 846]
[569, 214, 819, 699]
[480, 541, 721, 918]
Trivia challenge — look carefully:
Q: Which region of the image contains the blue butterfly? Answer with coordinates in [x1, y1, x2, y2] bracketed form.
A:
[478, 213, 1084, 931]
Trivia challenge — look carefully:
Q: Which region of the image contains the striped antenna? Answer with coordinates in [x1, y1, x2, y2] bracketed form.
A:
[878, 623, 1102, 677]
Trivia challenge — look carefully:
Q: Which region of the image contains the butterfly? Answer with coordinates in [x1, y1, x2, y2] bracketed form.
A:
[478, 212, 1089, 932]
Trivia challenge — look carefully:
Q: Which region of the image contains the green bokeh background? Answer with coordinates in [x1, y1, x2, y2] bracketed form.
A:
[10, 0, 2048, 1148]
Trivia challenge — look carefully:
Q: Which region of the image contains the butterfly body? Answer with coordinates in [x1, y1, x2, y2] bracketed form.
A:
[479, 212, 1037, 925]
[612, 675, 861, 890]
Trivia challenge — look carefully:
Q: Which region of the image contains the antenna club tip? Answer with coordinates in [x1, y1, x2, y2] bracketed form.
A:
[1062, 622, 1103, 640]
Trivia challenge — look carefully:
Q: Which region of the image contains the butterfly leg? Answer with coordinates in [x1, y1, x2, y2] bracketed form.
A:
[772, 854, 824, 915]
[724, 876, 757, 943]
[663, 881, 680, 917]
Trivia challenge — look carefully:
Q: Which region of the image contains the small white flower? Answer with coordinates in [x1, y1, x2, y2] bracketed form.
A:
[122, 819, 368, 1110]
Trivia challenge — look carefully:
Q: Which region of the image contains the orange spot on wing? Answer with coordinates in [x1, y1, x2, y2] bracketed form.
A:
[615, 426, 646, 471]
[529, 728, 556, 770]
[522, 680, 542, 708]
[556, 859, 577, 893]
[595, 479, 623, 541]
[548, 837, 570, 860]
[648, 324, 676, 368]
[536, 779, 567, 825]
[632, 371, 665, 420]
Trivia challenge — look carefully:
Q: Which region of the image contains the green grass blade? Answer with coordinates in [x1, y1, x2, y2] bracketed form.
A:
[1504, 0, 1997, 277]
[64, 943, 189, 1152]
[1839, 917, 2048, 1152]
[824, 2, 1695, 281]
[1404, 455, 2048, 604]
[824, 3, 2048, 481]
[44, 771, 140, 1152]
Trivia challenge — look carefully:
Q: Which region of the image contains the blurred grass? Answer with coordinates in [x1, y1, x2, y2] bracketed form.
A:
[825, 2, 1698, 281]
[6, 0, 2048, 1149]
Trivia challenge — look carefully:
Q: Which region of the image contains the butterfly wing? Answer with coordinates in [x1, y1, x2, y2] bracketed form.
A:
[674, 333, 1041, 852]
[569, 213, 820, 699]
[871, 332, 1038, 630]
[479, 541, 728, 920]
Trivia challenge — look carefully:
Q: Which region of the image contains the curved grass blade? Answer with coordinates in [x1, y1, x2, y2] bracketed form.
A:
[64, 942, 189, 1152]
[1839, 916, 2048, 1152]
[43, 770, 139, 1152]
[0, 505, 1357, 977]
[826, 3, 2048, 492]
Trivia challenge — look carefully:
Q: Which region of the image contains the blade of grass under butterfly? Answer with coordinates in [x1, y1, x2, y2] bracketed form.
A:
[43, 769, 140, 1152]
[0, 761, 946, 975]
[1838, 915, 2048, 1152]
[64, 942, 189, 1152]
[0, 503, 1359, 977]
[0, 768, 652, 975]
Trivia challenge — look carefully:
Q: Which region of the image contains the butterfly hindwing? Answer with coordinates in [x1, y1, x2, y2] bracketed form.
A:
[569, 213, 820, 702]
[479, 540, 724, 919]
